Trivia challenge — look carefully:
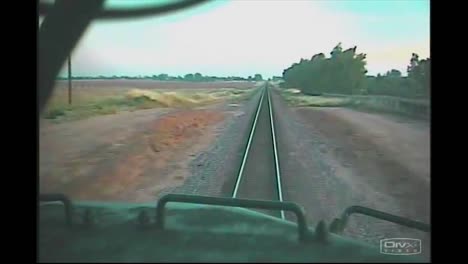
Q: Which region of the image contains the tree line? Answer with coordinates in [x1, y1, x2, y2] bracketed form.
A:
[281, 43, 430, 99]
[57, 73, 264, 82]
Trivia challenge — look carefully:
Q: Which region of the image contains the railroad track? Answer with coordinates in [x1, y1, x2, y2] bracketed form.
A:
[231, 83, 285, 219]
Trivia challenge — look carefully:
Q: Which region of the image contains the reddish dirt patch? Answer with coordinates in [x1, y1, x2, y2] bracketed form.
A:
[149, 111, 224, 153]
[40, 108, 226, 202]
[107, 110, 226, 202]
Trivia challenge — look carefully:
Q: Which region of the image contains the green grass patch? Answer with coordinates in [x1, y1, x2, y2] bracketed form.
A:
[280, 90, 351, 107]
[42, 97, 125, 122]
[279, 88, 429, 120]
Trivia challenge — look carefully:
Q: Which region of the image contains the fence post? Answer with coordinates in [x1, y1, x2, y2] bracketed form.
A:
[68, 55, 72, 105]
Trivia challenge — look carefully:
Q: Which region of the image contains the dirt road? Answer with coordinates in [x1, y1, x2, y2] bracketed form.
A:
[270, 89, 430, 260]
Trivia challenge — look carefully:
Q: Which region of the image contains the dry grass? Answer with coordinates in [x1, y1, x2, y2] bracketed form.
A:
[283, 88, 301, 94]
[125, 89, 218, 107]
[42, 84, 257, 123]
[125, 88, 255, 108]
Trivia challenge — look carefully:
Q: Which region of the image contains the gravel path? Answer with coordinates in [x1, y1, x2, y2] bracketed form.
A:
[270, 88, 430, 261]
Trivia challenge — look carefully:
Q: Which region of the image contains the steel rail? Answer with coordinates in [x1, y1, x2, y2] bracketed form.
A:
[267, 87, 285, 220]
[232, 87, 266, 198]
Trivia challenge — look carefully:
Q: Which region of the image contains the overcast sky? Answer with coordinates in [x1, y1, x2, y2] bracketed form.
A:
[50, 0, 430, 78]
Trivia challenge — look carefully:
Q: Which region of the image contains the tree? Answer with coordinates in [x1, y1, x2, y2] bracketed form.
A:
[157, 73, 169, 81]
[407, 53, 420, 75]
[405, 53, 430, 96]
[407, 54, 430, 97]
[386, 69, 402, 78]
[419, 58, 430, 97]
[184, 73, 194, 81]
[281, 43, 368, 95]
[254, 74, 263, 81]
[330, 42, 343, 59]
[193, 73, 203, 81]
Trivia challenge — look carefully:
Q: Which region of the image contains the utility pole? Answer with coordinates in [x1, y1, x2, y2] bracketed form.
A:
[68, 55, 72, 105]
